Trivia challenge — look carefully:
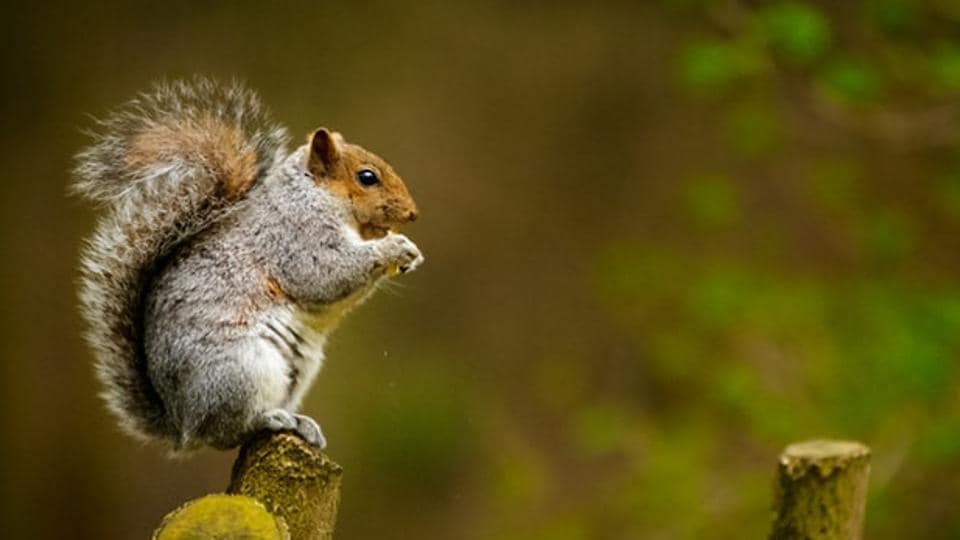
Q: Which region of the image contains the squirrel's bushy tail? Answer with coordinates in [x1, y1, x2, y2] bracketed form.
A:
[73, 78, 289, 441]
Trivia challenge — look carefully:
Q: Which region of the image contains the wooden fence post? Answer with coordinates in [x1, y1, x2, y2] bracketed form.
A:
[227, 432, 343, 540]
[154, 432, 342, 539]
[154, 494, 289, 539]
[769, 440, 871, 540]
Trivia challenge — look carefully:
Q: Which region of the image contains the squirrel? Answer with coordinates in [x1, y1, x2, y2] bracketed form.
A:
[73, 78, 423, 451]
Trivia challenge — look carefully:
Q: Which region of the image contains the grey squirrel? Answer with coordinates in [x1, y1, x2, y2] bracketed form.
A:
[73, 78, 423, 451]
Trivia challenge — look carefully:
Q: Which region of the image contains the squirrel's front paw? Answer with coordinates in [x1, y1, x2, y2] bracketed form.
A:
[378, 233, 424, 275]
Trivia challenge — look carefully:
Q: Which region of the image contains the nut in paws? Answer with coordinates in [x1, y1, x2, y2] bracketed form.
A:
[381, 233, 424, 274]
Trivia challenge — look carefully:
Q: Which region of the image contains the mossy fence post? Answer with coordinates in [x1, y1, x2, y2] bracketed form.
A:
[154, 432, 342, 540]
[154, 434, 871, 539]
[769, 440, 871, 540]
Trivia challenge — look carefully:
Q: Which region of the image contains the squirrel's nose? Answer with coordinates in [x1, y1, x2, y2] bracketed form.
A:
[406, 209, 418, 222]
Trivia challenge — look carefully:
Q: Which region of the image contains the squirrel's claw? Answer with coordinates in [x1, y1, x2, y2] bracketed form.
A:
[379, 233, 423, 276]
[256, 409, 326, 448]
[399, 252, 425, 274]
[257, 408, 298, 431]
[293, 414, 326, 448]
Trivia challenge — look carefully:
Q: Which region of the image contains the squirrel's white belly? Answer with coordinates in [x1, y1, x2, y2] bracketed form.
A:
[246, 282, 380, 414]
[249, 307, 327, 413]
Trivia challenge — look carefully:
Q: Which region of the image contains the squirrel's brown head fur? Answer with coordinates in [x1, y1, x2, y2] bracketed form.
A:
[306, 128, 417, 239]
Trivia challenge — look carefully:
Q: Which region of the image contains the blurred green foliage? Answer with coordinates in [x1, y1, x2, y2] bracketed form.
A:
[821, 57, 883, 103]
[683, 173, 742, 228]
[761, 2, 832, 64]
[934, 44, 960, 89]
[870, 0, 922, 34]
[723, 101, 783, 156]
[681, 39, 761, 93]
[3, 1, 960, 539]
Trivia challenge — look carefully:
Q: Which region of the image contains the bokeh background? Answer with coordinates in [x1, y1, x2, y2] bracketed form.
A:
[2, 1, 960, 538]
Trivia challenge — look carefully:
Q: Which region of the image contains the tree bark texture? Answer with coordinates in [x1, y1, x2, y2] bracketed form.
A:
[769, 440, 871, 540]
[154, 432, 342, 539]
[228, 432, 343, 540]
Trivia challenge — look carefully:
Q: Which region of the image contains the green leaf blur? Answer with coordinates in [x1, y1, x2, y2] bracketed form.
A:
[761, 2, 832, 64]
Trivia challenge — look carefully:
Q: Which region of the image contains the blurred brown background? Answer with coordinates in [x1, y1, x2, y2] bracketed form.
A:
[3, 1, 960, 538]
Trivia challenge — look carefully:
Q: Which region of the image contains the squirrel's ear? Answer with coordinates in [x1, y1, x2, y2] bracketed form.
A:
[307, 128, 343, 177]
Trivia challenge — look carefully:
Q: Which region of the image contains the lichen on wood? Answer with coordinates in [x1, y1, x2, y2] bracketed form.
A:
[153, 493, 289, 539]
[769, 440, 871, 540]
[153, 432, 342, 539]
[227, 431, 343, 540]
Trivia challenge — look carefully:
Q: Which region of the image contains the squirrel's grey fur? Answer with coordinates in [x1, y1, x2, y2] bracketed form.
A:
[73, 78, 422, 451]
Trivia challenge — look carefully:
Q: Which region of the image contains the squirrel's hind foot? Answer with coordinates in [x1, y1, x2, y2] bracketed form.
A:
[292, 413, 326, 448]
[256, 408, 326, 448]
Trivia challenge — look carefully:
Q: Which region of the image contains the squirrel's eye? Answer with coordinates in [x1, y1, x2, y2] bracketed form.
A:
[356, 169, 380, 187]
